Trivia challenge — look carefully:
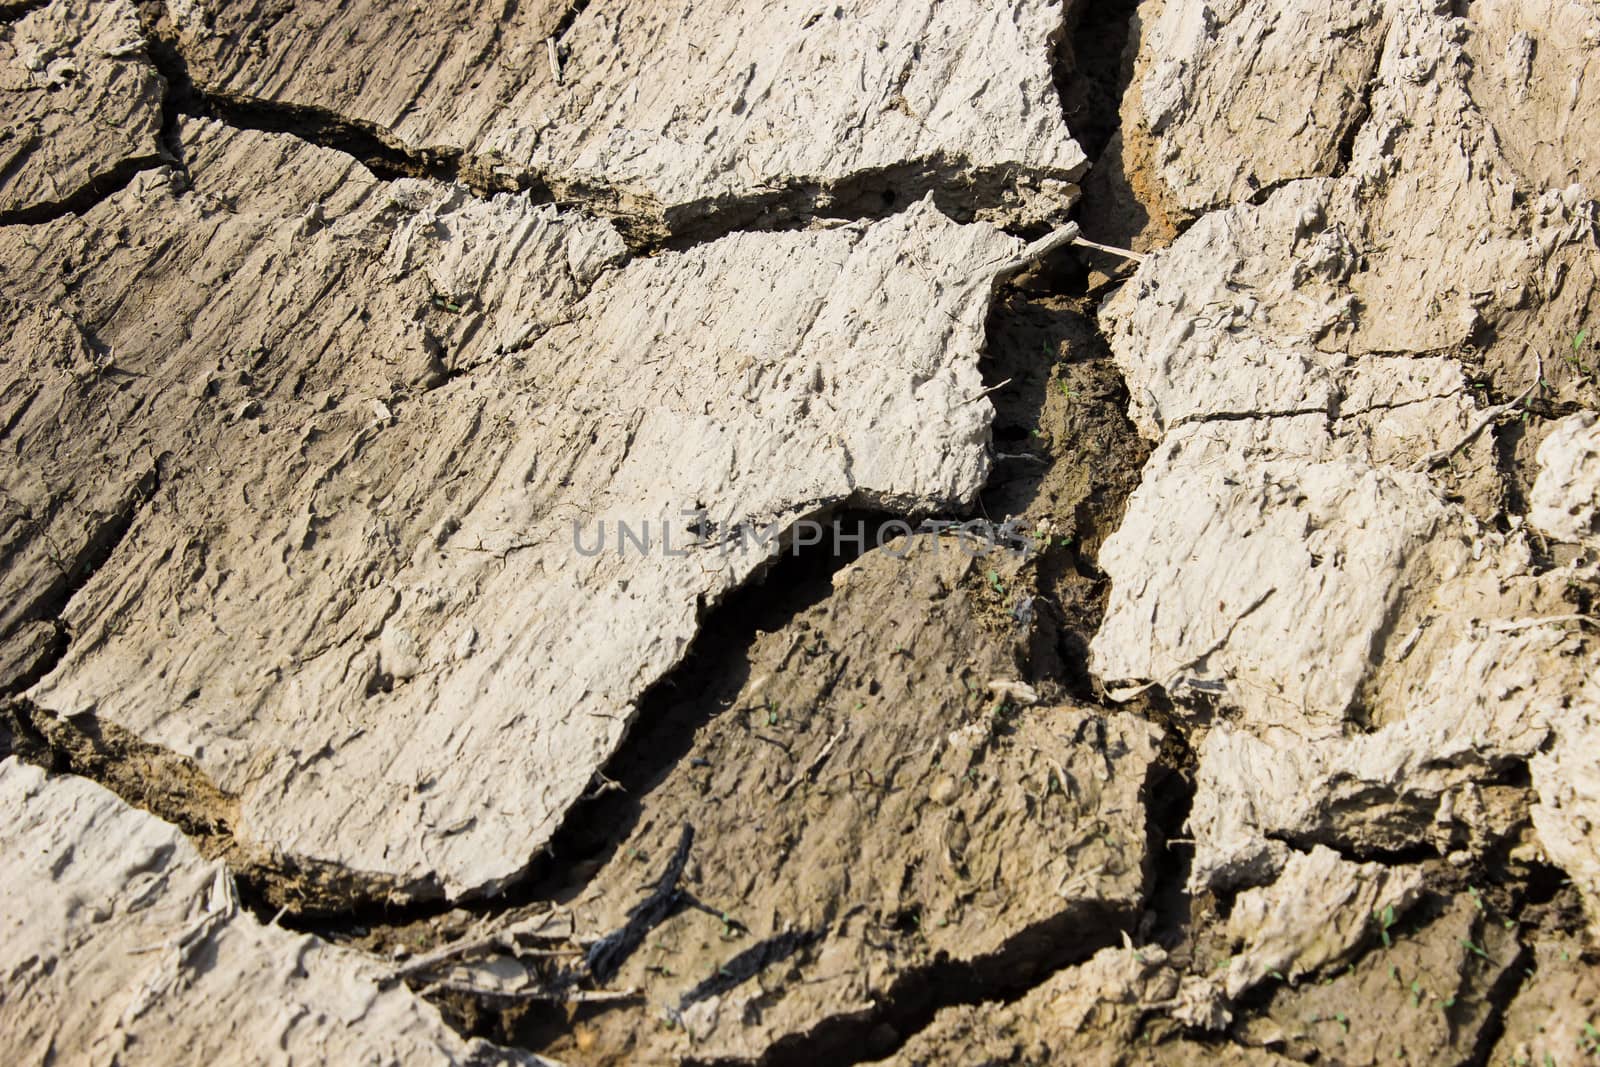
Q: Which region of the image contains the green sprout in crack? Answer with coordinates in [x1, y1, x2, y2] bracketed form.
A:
[1058, 379, 1079, 400]
[1375, 904, 1397, 948]
[1566, 328, 1597, 381]
[1460, 937, 1491, 961]
[1581, 1022, 1600, 1055]
[987, 569, 1005, 594]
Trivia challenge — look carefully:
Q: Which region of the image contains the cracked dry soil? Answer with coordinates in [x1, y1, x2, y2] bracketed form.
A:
[3, 0, 1600, 1065]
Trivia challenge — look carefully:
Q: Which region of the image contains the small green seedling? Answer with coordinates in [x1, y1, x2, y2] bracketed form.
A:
[987, 569, 1005, 594]
[1460, 938, 1491, 961]
[1375, 904, 1397, 947]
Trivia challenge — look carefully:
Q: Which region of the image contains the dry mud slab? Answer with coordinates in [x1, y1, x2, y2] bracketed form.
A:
[162, 0, 1086, 237]
[1099, 0, 1600, 924]
[3, 114, 1024, 901]
[3, 0, 1600, 1063]
[0, 756, 526, 1065]
[0, 0, 164, 221]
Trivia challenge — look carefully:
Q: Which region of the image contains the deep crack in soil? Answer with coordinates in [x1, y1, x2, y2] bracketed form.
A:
[6, 0, 1596, 1062]
[408, 190, 1162, 1067]
[133, 0, 1083, 256]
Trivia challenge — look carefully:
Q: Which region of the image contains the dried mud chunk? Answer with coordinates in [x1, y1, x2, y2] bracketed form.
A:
[1091, 444, 1464, 735]
[171, 0, 1086, 233]
[1493, 935, 1600, 1067]
[1462, 0, 1600, 192]
[1237, 894, 1525, 1065]
[534, 544, 1162, 1063]
[880, 945, 1293, 1067]
[1529, 672, 1600, 944]
[1218, 846, 1424, 1003]
[1186, 558, 1592, 893]
[0, 0, 163, 219]
[6, 116, 1028, 899]
[1530, 412, 1600, 550]
[0, 757, 523, 1065]
[1136, 0, 1387, 213]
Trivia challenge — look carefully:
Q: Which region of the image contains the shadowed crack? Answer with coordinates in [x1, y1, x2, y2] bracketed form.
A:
[135, 4, 528, 196]
[1, 464, 160, 693]
[586, 823, 696, 984]
[0, 0, 48, 21]
[695, 901, 1140, 1067]
[3, 698, 430, 918]
[133, 1, 1082, 254]
[0, 152, 168, 226]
